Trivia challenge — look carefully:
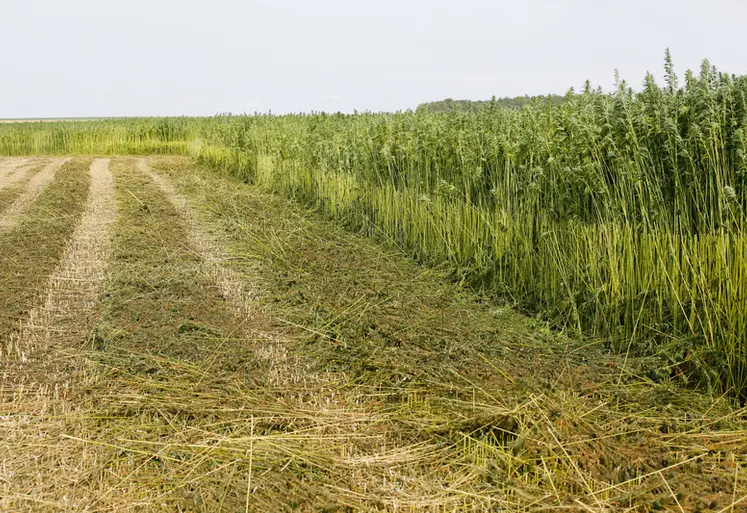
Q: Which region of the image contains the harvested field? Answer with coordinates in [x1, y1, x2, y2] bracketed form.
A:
[0, 155, 744, 512]
[0, 158, 70, 233]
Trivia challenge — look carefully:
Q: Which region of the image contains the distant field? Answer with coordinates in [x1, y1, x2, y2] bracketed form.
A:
[0, 117, 120, 123]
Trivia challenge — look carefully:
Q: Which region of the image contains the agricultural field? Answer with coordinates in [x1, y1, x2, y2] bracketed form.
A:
[1, 61, 746, 511]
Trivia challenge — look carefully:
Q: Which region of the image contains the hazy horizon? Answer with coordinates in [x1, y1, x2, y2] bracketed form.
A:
[1, 0, 746, 118]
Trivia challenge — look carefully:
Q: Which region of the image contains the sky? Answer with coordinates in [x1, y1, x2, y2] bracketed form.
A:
[0, 0, 746, 117]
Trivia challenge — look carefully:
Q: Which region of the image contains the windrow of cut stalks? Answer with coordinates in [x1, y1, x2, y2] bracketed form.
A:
[1, 55, 746, 400]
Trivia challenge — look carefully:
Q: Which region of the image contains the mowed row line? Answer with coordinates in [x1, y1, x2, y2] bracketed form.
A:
[1, 157, 244, 359]
[0, 157, 290, 511]
[9, 159, 116, 361]
[0, 159, 262, 511]
[1, 158, 422, 511]
[140, 159, 300, 387]
[0, 158, 70, 232]
[1, 156, 254, 355]
[1, 157, 102, 509]
[0, 157, 31, 177]
[138, 159, 262, 323]
[0, 157, 33, 190]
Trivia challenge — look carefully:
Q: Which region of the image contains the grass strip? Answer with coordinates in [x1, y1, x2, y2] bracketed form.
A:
[0, 158, 90, 352]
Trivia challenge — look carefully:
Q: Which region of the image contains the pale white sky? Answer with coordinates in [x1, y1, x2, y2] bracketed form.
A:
[1, 0, 745, 117]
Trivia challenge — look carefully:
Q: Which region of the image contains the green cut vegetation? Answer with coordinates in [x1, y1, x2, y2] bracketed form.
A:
[144, 156, 747, 511]
[0, 154, 744, 511]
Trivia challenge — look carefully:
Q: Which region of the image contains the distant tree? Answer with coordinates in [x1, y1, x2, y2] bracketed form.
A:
[416, 94, 566, 112]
